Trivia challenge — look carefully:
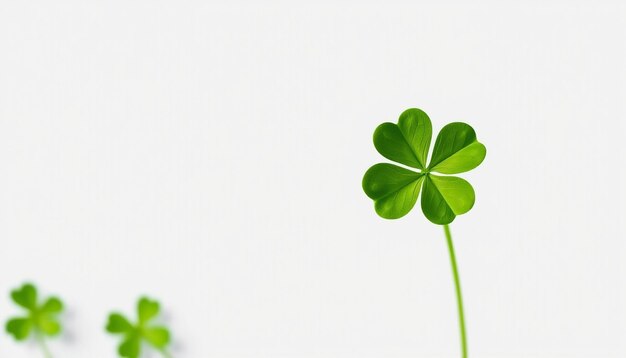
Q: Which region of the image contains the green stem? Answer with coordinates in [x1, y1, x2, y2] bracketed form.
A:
[35, 333, 52, 358]
[444, 224, 467, 358]
[161, 349, 173, 358]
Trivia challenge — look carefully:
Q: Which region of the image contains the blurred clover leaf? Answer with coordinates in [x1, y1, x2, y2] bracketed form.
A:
[362, 108, 486, 224]
[5, 282, 64, 358]
[106, 297, 172, 358]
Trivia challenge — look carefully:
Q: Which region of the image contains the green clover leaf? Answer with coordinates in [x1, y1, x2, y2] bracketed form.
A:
[361, 107, 487, 357]
[5, 283, 64, 357]
[363, 108, 486, 224]
[106, 297, 172, 358]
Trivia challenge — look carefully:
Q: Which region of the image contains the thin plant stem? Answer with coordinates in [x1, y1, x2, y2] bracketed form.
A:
[35, 332, 52, 358]
[443, 224, 467, 358]
[161, 349, 173, 358]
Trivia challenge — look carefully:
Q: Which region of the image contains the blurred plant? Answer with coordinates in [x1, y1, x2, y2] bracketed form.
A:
[362, 108, 486, 357]
[106, 297, 172, 358]
[5, 283, 64, 358]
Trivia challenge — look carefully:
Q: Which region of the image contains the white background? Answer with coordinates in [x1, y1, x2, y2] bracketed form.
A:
[1, 1, 626, 357]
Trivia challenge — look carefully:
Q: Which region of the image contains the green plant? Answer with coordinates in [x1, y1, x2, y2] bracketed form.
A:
[5, 283, 64, 358]
[106, 297, 173, 358]
[362, 108, 486, 357]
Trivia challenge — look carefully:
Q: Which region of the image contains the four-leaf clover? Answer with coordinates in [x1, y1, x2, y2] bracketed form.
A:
[361, 107, 487, 357]
[5, 283, 64, 357]
[362, 108, 486, 224]
[106, 297, 172, 358]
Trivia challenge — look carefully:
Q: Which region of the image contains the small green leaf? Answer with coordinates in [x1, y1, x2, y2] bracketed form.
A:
[119, 336, 141, 358]
[420, 175, 475, 224]
[11, 284, 38, 310]
[107, 313, 133, 333]
[363, 163, 424, 219]
[363, 163, 423, 200]
[143, 326, 170, 348]
[373, 108, 432, 169]
[429, 175, 475, 215]
[6, 318, 32, 340]
[41, 297, 64, 313]
[137, 297, 160, 324]
[421, 176, 457, 225]
[428, 122, 486, 174]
